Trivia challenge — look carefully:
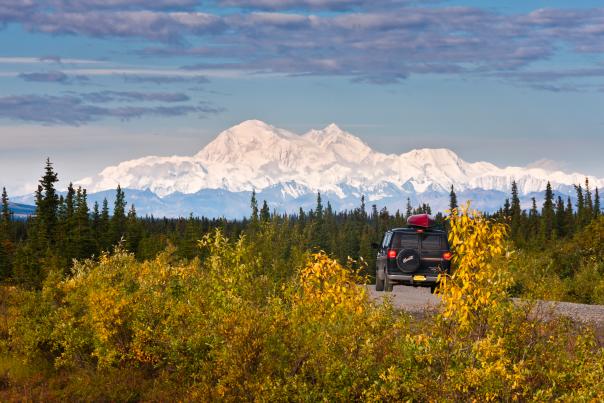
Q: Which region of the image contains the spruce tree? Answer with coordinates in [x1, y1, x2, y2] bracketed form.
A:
[528, 197, 540, 241]
[371, 204, 379, 232]
[313, 192, 328, 250]
[250, 190, 259, 223]
[1, 187, 10, 226]
[555, 196, 566, 238]
[541, 182, 555, 241]
[575, 184, 585, 226]
[92, 201, 100, 246]
[315, 192, 323, 220]
[359, 195, 367, 220]
[565, 197, 575, 235]
[584, 178, 593, 221]
[379, 206, 390, 234]
[260, 200, 270, 222]
[35, 158, 60, 247]
[74, 187, 94, 259]
[326, 201, 334, 217]
[405, 198, 412, 219]
[595, 188, 601, 218]
[62, 183, 77, 260]
[0, 187, 12, 279]
[111, 185, 127, 245]
[100, 198, 110, 250]
[126, 204, 142, 254]
[449, 185, 458, 215]
[510, 181, 522, 242]
[1, 187, 11, 241]
[503, 198, 511, 218]
[181, 213, 198, 259]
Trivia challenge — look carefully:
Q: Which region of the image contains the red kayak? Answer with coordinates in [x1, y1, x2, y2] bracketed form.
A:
[406, 213, 436, 228]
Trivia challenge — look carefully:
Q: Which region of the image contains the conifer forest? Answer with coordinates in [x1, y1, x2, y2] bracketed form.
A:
[1, 160, 603, 400]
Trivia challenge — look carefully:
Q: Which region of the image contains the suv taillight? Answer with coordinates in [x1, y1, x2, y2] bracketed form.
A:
[387, 249, 397, 259]
[442, 251, 452, 261]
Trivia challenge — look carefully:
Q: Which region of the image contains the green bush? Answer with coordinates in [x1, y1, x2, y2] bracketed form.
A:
[2, 224, 604, 401]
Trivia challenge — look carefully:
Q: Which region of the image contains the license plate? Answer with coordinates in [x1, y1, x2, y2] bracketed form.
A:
[413, 275, 426, 281]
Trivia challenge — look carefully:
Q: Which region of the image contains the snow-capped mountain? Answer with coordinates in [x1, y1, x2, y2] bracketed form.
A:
[74, 120, 603, 218]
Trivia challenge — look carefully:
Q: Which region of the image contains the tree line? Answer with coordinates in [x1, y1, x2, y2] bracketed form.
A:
[0, 159, 601, 288]
[488, 180, 601, 246]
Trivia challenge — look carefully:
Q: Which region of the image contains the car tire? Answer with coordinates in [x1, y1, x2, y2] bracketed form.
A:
[396, 249, 421, 273]
[384, 272, 393, 292]
[375, 270, 385, 291]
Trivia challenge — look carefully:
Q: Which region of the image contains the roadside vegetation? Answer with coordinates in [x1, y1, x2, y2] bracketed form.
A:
[1, 205, 603, 401]
[1, 160, 603, 304]
[1, 160, 603, 400]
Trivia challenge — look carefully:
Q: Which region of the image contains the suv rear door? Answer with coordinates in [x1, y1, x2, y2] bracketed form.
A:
[376, 231, 392, 275]
[418, 232, 448, 274]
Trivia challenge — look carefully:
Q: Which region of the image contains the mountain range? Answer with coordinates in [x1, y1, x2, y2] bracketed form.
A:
[14, 120, 604, 218]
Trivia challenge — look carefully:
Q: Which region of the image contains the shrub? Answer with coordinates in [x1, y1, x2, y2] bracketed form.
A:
[3, 218, 604, 401]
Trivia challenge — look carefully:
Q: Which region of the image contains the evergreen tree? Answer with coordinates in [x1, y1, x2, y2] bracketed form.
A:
[405, 198, 412, 219]
[575, 184, 585, 226]
[510, 181, 522, 243]
[379, 207, 390, 234]
[297, 207, 306, 232]
[111, 185, 127, 246]
[312, 192, 328, 250]
[541, 182, 555, 241]
[584, 178, 593, 221]
[0, 187, 12, 279]
[503, 198, 511, 218]
[595, 188, 601, 218]
[326, 201, 334, 217]
[1, 187, 10, 227]
[250, 190, 259, 223]
[92, 201, 101, 247]
[359, 195, 367, 220]
[15, 160, 59, 287]
[371, 204, 379, 232]
[528, 197, 540, 241]
[260, 200, 270, 222]
[565, 197, 575, 235]
[181, 213, 199, 259]
[449, 185, 458, 215]
[315, 192, 324, 220]
[35, 158, 60, 248]
[74, 187, 94, 259]
[61, 183, 77, 260]
[554, 196, 566, 238]
[413, 203, 432, 215]
[126, 204, 142, 254]
[100, 198, 110, 250]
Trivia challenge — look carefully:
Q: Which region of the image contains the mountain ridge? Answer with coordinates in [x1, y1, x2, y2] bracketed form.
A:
[76, 119, 604, 199]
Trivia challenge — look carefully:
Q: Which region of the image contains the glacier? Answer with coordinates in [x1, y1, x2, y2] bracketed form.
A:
[67, 119, 603, 218]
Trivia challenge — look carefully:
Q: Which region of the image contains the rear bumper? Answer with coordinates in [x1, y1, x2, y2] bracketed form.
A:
[387, 273, 439, 286]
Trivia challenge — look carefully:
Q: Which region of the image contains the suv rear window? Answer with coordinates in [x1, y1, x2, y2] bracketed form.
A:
[391, 232, 446, 250]
[421, 234, 442, 250]
[391, 233, 418, 249]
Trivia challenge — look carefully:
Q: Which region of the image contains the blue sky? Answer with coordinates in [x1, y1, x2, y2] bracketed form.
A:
[0, 0, 603, 195]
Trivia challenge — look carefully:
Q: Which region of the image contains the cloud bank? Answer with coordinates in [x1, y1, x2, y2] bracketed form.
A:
[0, 1, 603, 86]
[0, 93, 223, 125]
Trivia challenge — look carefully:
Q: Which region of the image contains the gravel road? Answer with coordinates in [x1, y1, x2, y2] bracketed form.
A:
[367, 285, 604, 327]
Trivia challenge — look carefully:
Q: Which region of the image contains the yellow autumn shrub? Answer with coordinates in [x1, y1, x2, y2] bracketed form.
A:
[439, 202, 511, 331]
[3, 222, 604, 401]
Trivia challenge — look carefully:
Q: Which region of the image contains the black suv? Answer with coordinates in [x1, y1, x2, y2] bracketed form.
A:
[374, 216, 451, 292]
